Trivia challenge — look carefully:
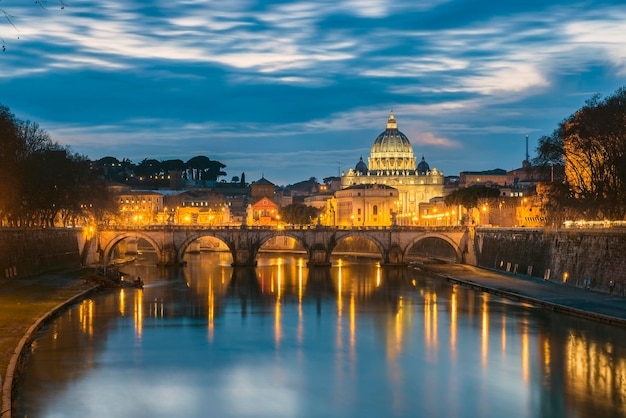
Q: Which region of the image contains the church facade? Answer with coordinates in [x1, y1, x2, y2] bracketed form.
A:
[340, 112, 445, 225]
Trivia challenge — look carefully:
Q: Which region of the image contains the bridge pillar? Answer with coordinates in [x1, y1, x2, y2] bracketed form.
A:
[307, 244, 331, 267]
[232, 249, 258, 267]
[464, 226, 478, 265]
[158, 245, 180, 266]
[382, 244, 405, 266]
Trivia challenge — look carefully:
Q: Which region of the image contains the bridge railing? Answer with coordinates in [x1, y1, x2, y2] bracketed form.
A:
[95, 224, 469, 233]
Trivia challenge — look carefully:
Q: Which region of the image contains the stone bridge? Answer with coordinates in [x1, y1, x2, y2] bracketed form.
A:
[85, 225, 476, 267]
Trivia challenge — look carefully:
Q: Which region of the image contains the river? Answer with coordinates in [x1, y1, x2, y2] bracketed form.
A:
[13, 252, 626, 418]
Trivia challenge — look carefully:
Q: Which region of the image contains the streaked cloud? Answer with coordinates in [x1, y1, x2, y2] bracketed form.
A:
[1, 0, 625, 184]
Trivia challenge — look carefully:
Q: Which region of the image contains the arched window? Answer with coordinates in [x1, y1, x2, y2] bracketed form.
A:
[373, 205, 378, 215]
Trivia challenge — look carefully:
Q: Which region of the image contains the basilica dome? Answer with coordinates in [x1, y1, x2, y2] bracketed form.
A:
[355, 156, 368, 174]
[368, 112, 416, 171]
[417, 155, 430, 175]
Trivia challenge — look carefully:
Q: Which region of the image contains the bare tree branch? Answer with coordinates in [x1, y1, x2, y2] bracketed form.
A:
[1, 0, 65, 52]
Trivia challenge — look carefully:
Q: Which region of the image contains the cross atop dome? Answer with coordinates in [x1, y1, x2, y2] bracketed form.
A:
[386, 111, 397, 130]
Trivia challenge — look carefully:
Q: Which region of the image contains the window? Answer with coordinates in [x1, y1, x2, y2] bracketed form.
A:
[373, 205, 378, 215]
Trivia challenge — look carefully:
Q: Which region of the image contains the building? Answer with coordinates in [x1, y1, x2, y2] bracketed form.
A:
[249, 196, 280, 226]
[247, 177, 280, 226]
[250, 176, 275, 202]
[418, 198, 461, 227]
[340, 112, 445, 224]
[176, 190, 231, 225]
[327, 184, 398, 227]
[116, 190, 164, 224]
[459, 168, 508, 187]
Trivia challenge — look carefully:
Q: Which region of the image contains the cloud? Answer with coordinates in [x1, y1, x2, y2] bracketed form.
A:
[412, 132, 462, 148]
[2, 0, 626, 184]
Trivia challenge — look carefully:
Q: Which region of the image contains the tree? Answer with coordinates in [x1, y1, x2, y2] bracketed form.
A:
[161, 159, 186, 172]
[444, 185, 501, 210]
[280, 203, 320, 225]
[0, 105, 23, 223]
[186, 155, 226, 182]
[535, 87, 626, 220]
[0, 102, 118, 226]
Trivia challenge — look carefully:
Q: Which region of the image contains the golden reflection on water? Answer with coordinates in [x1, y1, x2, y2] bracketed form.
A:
[113, 253, 626, 417]
[134, 289, 143, 339]
[336, 272, 344, 352]
[501, 314, 506, 355]
[274, 258, 283, 347]
[481, 294, 489, 369]
[208, 277, 214, 342]
[298, 258, 304, 345]
[566, 333, 626, 414]
[78, 299, 94, 337]
[350, 293, 356, 357]
[521, 319, 529, 384]
[450, 289, 457, 360]
[424, 290, 438, 357]
[543, 338, 551, 381]
[119, 289, 125, 317]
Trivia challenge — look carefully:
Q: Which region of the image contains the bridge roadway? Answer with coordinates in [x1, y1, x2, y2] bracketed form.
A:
[87, 225, 476, 267]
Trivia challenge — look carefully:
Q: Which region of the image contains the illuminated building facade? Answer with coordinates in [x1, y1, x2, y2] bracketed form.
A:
[326, 184, 399, 227]
[117, 191, 163, 224]
[247, 176, 280, 226]
[341, 112, 445, 225]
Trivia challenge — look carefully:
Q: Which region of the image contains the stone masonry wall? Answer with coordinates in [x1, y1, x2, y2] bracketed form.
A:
[476, 228, 626, 294]
[0, 229, 81, 279]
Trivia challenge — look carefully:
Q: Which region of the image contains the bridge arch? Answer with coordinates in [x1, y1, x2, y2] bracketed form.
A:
[258, 232, 309, 253]
[405, 233, 462, 262]
[101, 232, 163, 264]
[330, 232, 386, 261]
[176, 232, 235, 264]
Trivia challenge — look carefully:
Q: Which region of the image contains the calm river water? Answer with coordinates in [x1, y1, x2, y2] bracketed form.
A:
[14, 252, 626, 418]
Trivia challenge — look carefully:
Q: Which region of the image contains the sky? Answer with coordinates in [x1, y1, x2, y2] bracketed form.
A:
[1, 0, 625, 186]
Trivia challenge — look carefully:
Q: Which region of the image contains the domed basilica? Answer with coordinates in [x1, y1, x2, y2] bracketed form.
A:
[340, 112, 444, 224]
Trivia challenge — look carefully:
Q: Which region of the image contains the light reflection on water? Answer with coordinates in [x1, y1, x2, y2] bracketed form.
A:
[14, 252, 626, 418]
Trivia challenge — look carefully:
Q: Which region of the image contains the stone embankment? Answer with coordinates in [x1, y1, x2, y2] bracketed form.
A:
[476, 228, 626, 294]
[0, 229, 81, 279]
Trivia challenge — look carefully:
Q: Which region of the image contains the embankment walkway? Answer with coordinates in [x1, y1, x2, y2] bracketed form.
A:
[0, 273, 96, 418]
[419, 263, 626, 325]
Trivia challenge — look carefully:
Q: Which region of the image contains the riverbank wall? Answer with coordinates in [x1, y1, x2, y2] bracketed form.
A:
[475, 228, 626, 294]
[0, 229, 81, 279]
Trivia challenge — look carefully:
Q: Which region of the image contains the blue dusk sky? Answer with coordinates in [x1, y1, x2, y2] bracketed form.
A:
[1, 0, 625, 185]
